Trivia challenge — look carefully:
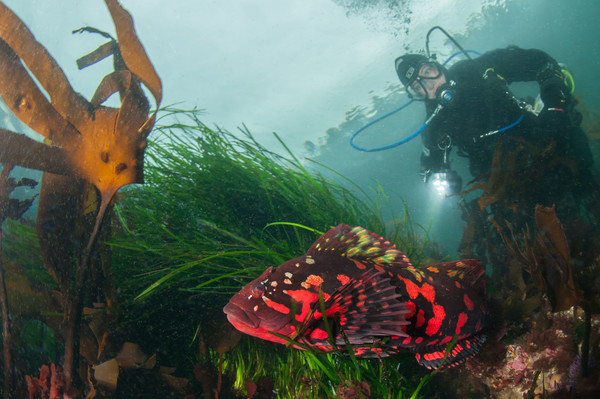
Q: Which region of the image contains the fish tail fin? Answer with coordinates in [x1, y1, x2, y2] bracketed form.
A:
[413, 333, 487, 369]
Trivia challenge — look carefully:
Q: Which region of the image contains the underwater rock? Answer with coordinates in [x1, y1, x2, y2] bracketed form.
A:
[93, 358, 119, 391]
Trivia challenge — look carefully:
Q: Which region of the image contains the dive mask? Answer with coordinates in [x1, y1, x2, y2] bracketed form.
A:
[405, 62, 444, 101]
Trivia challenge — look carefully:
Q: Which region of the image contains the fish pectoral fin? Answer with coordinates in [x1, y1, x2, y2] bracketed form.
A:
[413, 333, 487, 369]
[324, 269, 411, 344]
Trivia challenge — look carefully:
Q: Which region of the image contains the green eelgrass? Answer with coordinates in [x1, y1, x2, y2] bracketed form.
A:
[1, 219, 56, 289]
[3, 107, 441, 397]
[105, 106, 436, 397]
[110, 106, 427, 299]
[217, 335, 421, 398]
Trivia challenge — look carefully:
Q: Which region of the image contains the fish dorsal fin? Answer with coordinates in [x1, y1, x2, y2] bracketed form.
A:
[426, 259, 486, 292]
[318, 268, 411, 345]
[413, 333, 487, 369]
[306, 224, 412, 268]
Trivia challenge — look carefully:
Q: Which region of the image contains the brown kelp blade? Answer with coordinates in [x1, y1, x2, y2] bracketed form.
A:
[0, 38, 80, 146]
[104, 0, 162, 137]
[0, 2, 90, 137]
[0, 129, 70, 176]
[533, 205, 580, 312]
[534, 205, 570, 264]
[492, 206, 581, 312]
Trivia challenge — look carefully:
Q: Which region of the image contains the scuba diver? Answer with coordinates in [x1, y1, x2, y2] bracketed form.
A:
[394, 46, 594, 199]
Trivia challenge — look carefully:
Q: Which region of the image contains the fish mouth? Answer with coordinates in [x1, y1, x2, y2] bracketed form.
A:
[223, 302, 260, 329]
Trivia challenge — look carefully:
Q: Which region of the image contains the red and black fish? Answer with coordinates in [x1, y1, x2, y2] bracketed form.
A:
[224, 224, 489, 369]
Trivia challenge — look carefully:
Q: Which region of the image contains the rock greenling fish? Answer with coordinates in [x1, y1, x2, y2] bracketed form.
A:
[224, 224, 489, 369]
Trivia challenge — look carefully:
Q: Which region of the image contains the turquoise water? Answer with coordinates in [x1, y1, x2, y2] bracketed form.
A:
[1, 1, 599, 398]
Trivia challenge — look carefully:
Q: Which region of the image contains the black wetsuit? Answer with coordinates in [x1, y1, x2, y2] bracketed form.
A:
[420, 46, 593, 181]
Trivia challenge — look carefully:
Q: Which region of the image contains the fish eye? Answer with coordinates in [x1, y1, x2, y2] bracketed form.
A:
[251, 283, 266, 298]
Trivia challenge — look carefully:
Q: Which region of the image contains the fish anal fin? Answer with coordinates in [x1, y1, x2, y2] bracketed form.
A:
[413, 334, 487, 369]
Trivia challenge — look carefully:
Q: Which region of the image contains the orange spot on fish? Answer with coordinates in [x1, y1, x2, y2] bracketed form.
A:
[455, 312, 468, 334]
[403, 279, 435, 303]
[309, 328, 329, 341]
[284, 289, 321, 322]
[425, 304, 446, 336]
[420, 282, 435, 303]
[305, 274, 324, 286]
[415, 309, 426, 328]
[424, 351, 444, 361]
[452, 344, 463, 356]
[463, 294, 474, 311]
[405, 301, 417, 318]
[262, 297, 290, 314]
[402, 278, 420, 300]
[352, 260, 367, 270]
[337, 274, 350, 285]
[439, 335, 453, 345]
